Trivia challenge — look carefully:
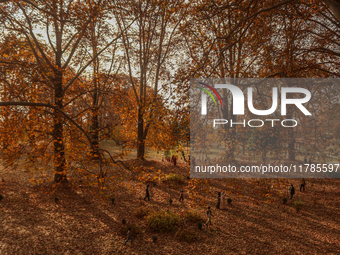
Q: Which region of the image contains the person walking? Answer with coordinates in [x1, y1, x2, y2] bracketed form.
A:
[179, 190, 184, 202]
[289, 183, 295, 199]
[205, 206, 213, 227]
[220, 192, 226, 209]
[300, 178, 306, 192]
[124, 228, 133, 245]
[173, 155, 177, 166]
[144, 184, 150, 201]
[216, 192, 221, 209]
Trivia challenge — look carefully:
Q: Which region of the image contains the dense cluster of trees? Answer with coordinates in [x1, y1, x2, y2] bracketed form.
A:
[0, 0, 339, 184]
[188, 0, 340, 164]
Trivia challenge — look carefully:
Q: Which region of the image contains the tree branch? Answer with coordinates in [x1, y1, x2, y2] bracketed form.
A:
[0, 101, 93, 150]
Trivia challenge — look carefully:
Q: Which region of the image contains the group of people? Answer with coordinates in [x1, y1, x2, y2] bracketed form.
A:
[143, 185, 184, 202]
[126, 178, 308, 244]
[205, 178, 308, 229]
[288, 178, 306, 199]
[204, 191, 227, 228]
[162, 155, 177, 166]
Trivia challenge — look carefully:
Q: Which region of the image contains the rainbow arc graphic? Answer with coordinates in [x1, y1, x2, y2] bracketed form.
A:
[197, 82, 223, 107]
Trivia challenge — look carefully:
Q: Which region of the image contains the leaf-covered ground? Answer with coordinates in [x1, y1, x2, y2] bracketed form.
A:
[1, 160, 340, 255]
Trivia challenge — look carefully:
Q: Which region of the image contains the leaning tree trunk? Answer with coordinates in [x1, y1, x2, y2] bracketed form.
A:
[53, 71, 67, 183]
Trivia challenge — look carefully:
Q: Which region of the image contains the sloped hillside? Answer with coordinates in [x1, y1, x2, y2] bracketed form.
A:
[0, 160, 339, 255]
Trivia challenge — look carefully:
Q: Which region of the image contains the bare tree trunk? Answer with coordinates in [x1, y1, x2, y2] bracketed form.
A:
[137, 107, 145, 160]
[89, 24, 100, 160]
[53, 71, 67, 183]
[90, 105, 100, 160]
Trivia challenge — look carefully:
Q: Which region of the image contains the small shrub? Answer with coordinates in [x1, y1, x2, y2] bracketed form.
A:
[0, 195, 3, 201]
[175, 228, 199, 242]
[135, 207, 154, 219]
[197, 222, 202, 230]
[152, 235, 158, 243]
[293, 200, 303, 207]
[54, 197, 59, 203]
[161, 173, 184, 186]
[227, 198, 232, 205]
[111, 198, 115, 204]
[283, 198, 287, 204]
[147, 210, 181, 233]
[184, 210, 204, 223]
[293, 200, 303, 212]
[122, 218, 126, 224]
[169, 198, 173, 205]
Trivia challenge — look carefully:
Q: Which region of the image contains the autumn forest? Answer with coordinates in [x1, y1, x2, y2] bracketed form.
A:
[1, 0, 340, 254]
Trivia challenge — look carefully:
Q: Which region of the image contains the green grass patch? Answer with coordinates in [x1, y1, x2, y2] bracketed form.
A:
[161, 173, 184, 186]
[134, 206, 154, 219]
[147, 210, 181, 233]
[183, 209, 204, 223]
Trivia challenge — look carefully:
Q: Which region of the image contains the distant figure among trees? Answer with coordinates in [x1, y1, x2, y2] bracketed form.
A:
[300, 178, 306, 192]
[144, 184, 150, 201]
[179, 190, 184, 202]
[171, 155, 177, 166]
[216, 192, 221, 209]
[124, 228, 133, 245]
[304, 157, 307, 164]
[205, 206, 213, 227]
[289, 184, 295, 199]
[220, 192, 226, 209]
